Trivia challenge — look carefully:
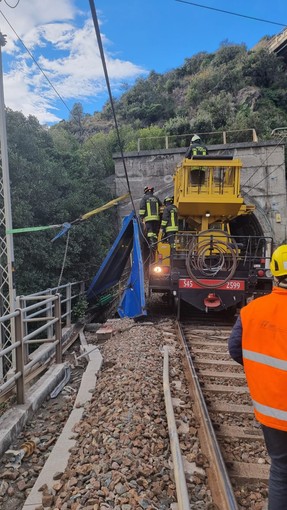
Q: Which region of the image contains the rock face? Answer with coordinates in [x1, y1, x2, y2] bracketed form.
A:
[236, 86, 261, 110]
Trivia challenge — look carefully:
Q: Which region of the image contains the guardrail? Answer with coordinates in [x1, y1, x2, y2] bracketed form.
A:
[268, 27, 287, 53]
[137, 129, 258, 151]
[0, 281, 85, 405]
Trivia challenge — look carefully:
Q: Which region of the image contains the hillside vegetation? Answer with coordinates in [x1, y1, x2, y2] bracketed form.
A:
[59, 44, 287, 145]
[7, 43, 287, 294]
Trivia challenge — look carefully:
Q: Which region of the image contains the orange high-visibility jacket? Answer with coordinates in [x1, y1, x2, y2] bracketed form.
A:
[241, 287, 287, 431]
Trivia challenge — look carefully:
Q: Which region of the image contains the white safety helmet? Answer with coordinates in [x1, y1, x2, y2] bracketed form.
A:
[191, 134, 201, 143]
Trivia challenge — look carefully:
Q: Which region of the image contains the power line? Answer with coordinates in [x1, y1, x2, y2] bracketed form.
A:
[242, 135, 287, 190]
[175, 0, 287, 27]
[0, 8, 132, 206]
[0, 9, 73, 116]
[88, 0, 137, 215]
[3, 0, 21, 8]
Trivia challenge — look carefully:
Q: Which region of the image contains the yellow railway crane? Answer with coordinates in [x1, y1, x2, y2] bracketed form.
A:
[148, 155, 273, 318]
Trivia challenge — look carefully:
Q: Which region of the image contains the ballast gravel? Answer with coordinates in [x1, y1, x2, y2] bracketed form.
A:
[42, 318, 213, 510]
[0, 318, 213, 510]
[0, 315, 271, 510]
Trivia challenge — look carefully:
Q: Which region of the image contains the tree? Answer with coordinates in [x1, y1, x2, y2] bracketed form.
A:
[67, 102, 85, 141]
[7, 110, 116, 295]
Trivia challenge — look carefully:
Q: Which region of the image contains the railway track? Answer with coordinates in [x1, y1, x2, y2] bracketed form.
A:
[178, 320, 269, 509]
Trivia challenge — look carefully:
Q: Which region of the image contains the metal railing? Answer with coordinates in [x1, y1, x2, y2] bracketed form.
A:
[137, 129, 258, 151]
[0, 281, 85, 404]
[268, 28, 287, 53]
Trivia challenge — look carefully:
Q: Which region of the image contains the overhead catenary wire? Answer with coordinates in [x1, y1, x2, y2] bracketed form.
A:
[0, 10, 133, 224]
[0, 9, 73, 116]
[0, 8, 131, 199]
[3, 0, 21, 8]
[4, 1, 281, 243]
[56, 230, 70, 292]
[242, 135, 287, 190]
[175, 0, 287, 27]
[88, 0, 137, 215]
[243, 162, 285, 194]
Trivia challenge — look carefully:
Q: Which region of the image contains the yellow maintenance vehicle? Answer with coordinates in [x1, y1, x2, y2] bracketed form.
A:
[148, 155, 273, 318]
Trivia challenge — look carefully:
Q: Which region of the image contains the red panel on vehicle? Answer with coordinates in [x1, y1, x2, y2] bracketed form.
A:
[179, 279, 245, 290]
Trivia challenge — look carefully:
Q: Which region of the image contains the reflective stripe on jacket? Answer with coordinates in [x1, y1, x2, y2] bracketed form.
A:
[161, 204, 178, 232]
[191, 145, 207, 155]
[241, 286, 287, 431]
[185, 143, 208, 159]
[139, 193, 161, 221]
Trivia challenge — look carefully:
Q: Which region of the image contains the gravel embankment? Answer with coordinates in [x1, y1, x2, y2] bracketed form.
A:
[0, 317, 213, 510]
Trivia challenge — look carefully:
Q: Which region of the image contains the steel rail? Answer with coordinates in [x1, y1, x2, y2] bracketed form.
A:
[177, 321, 239, 510]
[163, 345, 190, 510]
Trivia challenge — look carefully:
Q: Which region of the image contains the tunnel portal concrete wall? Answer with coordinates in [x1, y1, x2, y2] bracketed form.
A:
[114, 141, 287, 246]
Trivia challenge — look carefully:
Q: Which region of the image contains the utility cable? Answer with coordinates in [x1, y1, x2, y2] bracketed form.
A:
[56, 230, 70, 292]
[3, 0, 21, 8]
[0, 9, 132, 243]
[88, 0, 137, 215]
[242, 134, 286, 189]
[243, 162, 284, 194]
[175, 1, 287, 27]
[0, 8, 132, 200]
[0, 9, 73, 115]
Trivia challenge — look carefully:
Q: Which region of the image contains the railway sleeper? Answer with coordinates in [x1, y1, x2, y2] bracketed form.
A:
[203, 383, 248, 394]
[228, 461, 269, 482]
[194, 359, 242, 367]
[210, 402, 254, 414]
[199, 369, 246, 379]
[217, 424, 264, 439]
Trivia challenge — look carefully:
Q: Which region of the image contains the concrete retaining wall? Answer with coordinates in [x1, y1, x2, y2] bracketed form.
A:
[114, 141, 287, 245]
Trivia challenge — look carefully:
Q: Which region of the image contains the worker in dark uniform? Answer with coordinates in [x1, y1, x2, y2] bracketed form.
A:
[185, 134, 208, 158]
[139, 186, 162, 251]
[185, 134, 209, 186]
[160, 196, 178, 250]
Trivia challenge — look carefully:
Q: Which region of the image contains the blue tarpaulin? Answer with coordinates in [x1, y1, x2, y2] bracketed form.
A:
[86, 212, 146, 318]
[118, 218, 146, 318]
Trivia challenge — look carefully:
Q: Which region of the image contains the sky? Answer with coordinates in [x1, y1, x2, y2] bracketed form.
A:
[0, 0, 286, 125]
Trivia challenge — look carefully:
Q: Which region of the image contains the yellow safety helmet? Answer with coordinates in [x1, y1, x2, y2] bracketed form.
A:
[270, 245, 287, 277]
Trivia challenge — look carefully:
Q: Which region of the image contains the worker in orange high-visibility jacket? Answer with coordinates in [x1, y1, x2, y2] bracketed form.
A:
[229, 244, 287, 510]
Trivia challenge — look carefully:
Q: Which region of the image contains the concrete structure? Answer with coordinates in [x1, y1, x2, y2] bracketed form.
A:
[114, 141, 287, 246]
[268, 28, 287, 62]
[22, 344, 103, 510]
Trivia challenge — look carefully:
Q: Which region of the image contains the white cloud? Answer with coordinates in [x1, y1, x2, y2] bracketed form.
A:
[0, 0, 146, 123]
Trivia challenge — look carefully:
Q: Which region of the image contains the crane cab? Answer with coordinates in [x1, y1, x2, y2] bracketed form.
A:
[174, 155, 254, 232]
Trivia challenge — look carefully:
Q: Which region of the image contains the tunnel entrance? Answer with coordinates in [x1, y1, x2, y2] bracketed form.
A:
[229, 213, 264, 238]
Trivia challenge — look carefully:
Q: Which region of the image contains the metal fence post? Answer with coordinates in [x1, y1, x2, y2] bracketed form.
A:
[18, 295, 29, 364]
[54, 294, 62, 364]
[252, 129, 258, 142]
[47, 289, 53, 339]
[223, 131, 227, 144]
[66, 283, 72, 327]
[15, 309, 25, 404]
